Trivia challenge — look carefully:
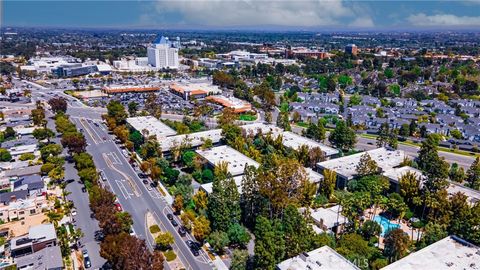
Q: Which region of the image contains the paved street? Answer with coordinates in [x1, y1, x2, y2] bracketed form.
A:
[70, 116, 214, 270]
[44, 111, 106, 269]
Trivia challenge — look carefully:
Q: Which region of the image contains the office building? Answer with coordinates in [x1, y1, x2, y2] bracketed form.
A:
[170, 82, 221, 100]
[126, 116, 177, 139]
[345, 44, 358, 55]
[147, 36, 179, 69]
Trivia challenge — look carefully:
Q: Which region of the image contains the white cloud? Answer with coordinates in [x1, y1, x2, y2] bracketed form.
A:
[407, 13, 480, 26]
[146, 0, 372, 27]
[349, 17, 374, 28]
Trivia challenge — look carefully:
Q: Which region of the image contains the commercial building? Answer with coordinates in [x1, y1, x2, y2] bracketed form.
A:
[196, 145, 260, 177]
[206, 95, 252, 113]
[170, 82, 221, 100]
[286, 47, 329, 59]
[54, 64, 98, 77]
[103, 85, 160, 94]
[126, 116, 177, 139]
[113, 57, 153, 72]
[216, 50, 268, 61]
[317, 148, 407, 188]
[345, 44, 358, 55]
[161, 129, 222, 152]
[147, 36, 179, 69]
[20, 56, 79, 73]
[277, 245, 360, 270]
[381, 236, 480, 270]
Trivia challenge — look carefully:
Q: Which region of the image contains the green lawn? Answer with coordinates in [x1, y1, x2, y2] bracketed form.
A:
[296, 122, 309, 128]
[239, 114, 257, 121]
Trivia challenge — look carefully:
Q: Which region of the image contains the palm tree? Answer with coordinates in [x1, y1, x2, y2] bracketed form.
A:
[46, 211, 63, 227]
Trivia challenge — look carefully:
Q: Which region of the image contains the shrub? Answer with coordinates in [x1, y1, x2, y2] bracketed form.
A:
[163, 250, 177, 262]
[19, 153, 35, 161]
[149, 225, 161, 234]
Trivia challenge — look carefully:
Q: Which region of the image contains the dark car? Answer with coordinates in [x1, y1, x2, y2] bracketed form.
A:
[178, 226, 187, 237]
[142, 179, 149, 185]
[186, 240, 201, 256]
[171, 219, 178, 227]
[83, 250, 92, 268]
[94, 231, 105, 241]
[167, 213, 174, 220]
[137, 173, 147, 179]
[82, 186, 87, 193]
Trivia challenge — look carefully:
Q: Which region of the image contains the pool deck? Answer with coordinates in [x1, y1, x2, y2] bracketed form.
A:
[364, 207, 422, 249]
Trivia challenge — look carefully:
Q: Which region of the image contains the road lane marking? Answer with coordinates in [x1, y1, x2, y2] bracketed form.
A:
[78, 118, 99, 145]
[103, 152, 141, 197]
[115, 180, 131, 200]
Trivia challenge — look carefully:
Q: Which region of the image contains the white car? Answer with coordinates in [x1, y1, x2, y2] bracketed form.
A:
[71, 210, 77, 216]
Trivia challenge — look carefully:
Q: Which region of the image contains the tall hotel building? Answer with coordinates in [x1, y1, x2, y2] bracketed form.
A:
[147, 36, 180, 69]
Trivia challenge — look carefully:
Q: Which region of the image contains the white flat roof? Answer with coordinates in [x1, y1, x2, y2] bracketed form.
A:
[306, 168, 324, 183]
[382, 166, 424, 183]
[310, 205, 348, 229]
[241, 123, 283, 136]
[199, 169, 321, 194]
[199, 175, 243, 195]
[240, 123, 339, 157]
[381, 236, 480, 270]
[383, 166, 480, 206]
[160, 129, 222, 152]
[127, 116, 177, 138]
[447, 182, 480, 206]
[277, 245, 359, 270]
[196, 145, 259, 176]
[317, 148, 407, 180]
[282, 131, 339, 157]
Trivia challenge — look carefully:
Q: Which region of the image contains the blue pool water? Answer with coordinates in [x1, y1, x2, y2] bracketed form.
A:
[373, 215, 401, 236]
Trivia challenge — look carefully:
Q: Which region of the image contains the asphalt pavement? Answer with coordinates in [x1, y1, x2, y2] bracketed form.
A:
[70, 116, 214, 270]
[44, 111, 106, 269]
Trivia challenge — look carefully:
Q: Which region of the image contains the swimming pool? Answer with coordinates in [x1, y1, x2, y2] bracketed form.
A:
[373, 215, 400, 236]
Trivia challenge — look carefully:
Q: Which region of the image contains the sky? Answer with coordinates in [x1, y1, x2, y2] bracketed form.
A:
[2, 0, 480, 30]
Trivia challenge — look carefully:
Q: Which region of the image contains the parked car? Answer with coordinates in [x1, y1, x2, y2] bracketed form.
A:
[99, 170, 107, 181]
[167, 213, 173, 220]
[82, 186, 87, 193]
[171, 219, 178, 227]
[178, 226, 187, 237]
[186, 240, 200, 256]
[114, 202, 122, 212]
[82, 250, 91, 268]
